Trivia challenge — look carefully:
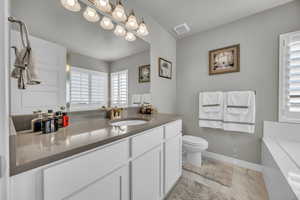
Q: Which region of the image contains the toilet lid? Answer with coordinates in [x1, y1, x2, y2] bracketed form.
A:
[183, 135, 208, 146]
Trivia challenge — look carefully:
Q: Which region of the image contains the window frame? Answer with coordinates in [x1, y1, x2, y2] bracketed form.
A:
[69, 66, 108, 111]
[279, 31, 300, 123]
[110, 70, 128, 107]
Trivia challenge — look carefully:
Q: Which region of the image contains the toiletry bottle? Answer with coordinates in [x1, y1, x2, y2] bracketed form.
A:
[62, 112, 69, 127]
[47, 110, 55, 132]
[42, 115, 51, 134]
[54, 115, 59, 132]
[56, 111, 63, 128]
[31, 110, 43, 132]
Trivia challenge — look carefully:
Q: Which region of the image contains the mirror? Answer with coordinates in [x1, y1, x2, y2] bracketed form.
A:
[10, 0, 151, 115]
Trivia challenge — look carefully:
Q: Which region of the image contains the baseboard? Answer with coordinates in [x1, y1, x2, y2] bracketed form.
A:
[202, 151, 262, 172]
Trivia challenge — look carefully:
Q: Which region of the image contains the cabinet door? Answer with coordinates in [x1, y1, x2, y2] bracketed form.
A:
[131, 146, 163, 200]
[66, 166, 129, 200]
[164, 135, 182, 194]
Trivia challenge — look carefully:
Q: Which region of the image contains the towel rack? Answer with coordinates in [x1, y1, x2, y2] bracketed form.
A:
[200, 90, 256, 95]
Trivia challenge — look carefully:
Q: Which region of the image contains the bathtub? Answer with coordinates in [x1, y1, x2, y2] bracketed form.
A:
[262, 121, 300, 200]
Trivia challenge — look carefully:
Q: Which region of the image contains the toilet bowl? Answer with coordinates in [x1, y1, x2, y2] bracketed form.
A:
[183, 135, 208, 166]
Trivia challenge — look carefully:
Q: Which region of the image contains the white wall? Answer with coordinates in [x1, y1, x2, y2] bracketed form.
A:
[0, 0, 10, 199]
[176, 1, 300, 164]
[10, 31, 67, 115]
[128, 2, 177, 114]
[110, 50, 150, 105]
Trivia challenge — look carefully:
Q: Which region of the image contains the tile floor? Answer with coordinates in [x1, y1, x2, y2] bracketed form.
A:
[167, 158, 269, 200]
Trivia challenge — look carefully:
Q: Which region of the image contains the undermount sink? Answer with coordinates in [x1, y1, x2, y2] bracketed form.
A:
[110, 119, 148, 126]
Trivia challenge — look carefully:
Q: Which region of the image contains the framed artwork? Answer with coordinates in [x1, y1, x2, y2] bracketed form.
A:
[139, 65, 150, 83]
[158, 57, 172, 79]
[209, 44, 240, 75]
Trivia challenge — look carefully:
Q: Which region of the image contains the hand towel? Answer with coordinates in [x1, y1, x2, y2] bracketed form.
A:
[202, 92, 223, 113]
[142, 93, 151, 104]
[11, 21, 41, 89]
[226, 91, 251, 114]
[224, 91, 256, 133]
[132, 94, 142, 106]
[199, 92, 224, 129]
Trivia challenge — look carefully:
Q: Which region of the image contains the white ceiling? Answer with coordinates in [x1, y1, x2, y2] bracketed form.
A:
[132, 0, 294, 38]
[11, 0, 150, 62]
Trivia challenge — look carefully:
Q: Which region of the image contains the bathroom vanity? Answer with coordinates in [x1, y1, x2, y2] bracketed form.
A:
[10, 114, 182, 200]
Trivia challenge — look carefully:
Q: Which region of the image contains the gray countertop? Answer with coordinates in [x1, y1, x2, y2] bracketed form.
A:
[10, 111, 181, 176]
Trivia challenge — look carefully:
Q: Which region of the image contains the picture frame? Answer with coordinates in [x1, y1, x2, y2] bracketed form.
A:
[139, 64, 150, 83]
[158, 57, 172, 79]
[209, 44, 240, 75]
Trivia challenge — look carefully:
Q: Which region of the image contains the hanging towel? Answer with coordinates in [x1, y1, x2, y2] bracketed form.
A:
[10, 17, 40, 89]
[199, 92, 223, 129]
[226, 91, 251, 114]
[131, 94, 142, 106]
[142, 93, 151, 105]
[223, 91, 256, 133]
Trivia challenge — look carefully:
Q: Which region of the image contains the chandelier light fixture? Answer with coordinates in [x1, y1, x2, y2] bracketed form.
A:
[125, 32, 136, 42]
[114, 25, 126, 37]
[137, 19, 149, 37]
[83, 6, 100, 22]
[125, 10, 138, 30]
[61, 0, 81, 12]
[95, 0, 112, 13]
[100, 16, 114, 30]
[61, 0, 149, 42]
[112, 0, 127, 22]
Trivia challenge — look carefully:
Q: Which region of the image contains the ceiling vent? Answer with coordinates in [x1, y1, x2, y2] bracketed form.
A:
[174, 23, 190, 36]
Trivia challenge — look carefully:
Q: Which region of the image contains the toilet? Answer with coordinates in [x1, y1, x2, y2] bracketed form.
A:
[183, 135, 208, 166]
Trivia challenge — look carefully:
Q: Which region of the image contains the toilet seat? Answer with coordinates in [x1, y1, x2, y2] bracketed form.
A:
[183, 135, 208, 148]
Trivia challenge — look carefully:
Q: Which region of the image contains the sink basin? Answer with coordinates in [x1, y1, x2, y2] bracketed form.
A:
[110, 119, 148, 126]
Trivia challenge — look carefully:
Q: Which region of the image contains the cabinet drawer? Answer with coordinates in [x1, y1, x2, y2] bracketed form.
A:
[165, 120, 182, 139]
[43, 140, 129, 200]
[131, 127, 163, 158]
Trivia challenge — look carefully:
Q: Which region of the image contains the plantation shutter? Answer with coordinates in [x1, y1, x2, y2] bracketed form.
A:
[111, 70, 128, 107]
[279, 31, 300, 122]
[287, 34, 300, 112]
[70, 67, 108, 110]
[91, 74, 107, 105]
[111, 72, 119, 106]
[70, 68, 89, 104]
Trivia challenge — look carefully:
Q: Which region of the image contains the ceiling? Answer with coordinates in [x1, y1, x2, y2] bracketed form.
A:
[132, 0, 294, 38]
[11, 0, 150, 62]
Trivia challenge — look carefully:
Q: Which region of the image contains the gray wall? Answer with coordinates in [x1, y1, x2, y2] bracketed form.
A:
[176, 1, 300, 164]
[67, 52, 109, 73]
[128, 2, 177, 114]
[110, 50, 150, 104]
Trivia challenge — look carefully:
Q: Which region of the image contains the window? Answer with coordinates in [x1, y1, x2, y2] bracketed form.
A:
[279, 31, 300, 123]
[70, 67, 108, 110]
[111, 70, 128, 107]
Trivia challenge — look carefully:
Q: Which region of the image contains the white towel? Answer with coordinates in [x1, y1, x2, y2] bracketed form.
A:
[226, 91, 251, 114]
[224, 91, 256, 133]
[199, 120, 223, 129]
[142, 93, 151, 104]
[199, 92, 223, 129]
[131, 94, 141, 106]
[202, 92, 223, 113]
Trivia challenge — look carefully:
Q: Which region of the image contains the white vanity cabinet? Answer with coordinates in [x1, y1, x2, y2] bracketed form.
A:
[164, 135, 182, 193]
[131, 146, 163, 200]
[66, 166, 129, 200]
[10, 120, 182, 200]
